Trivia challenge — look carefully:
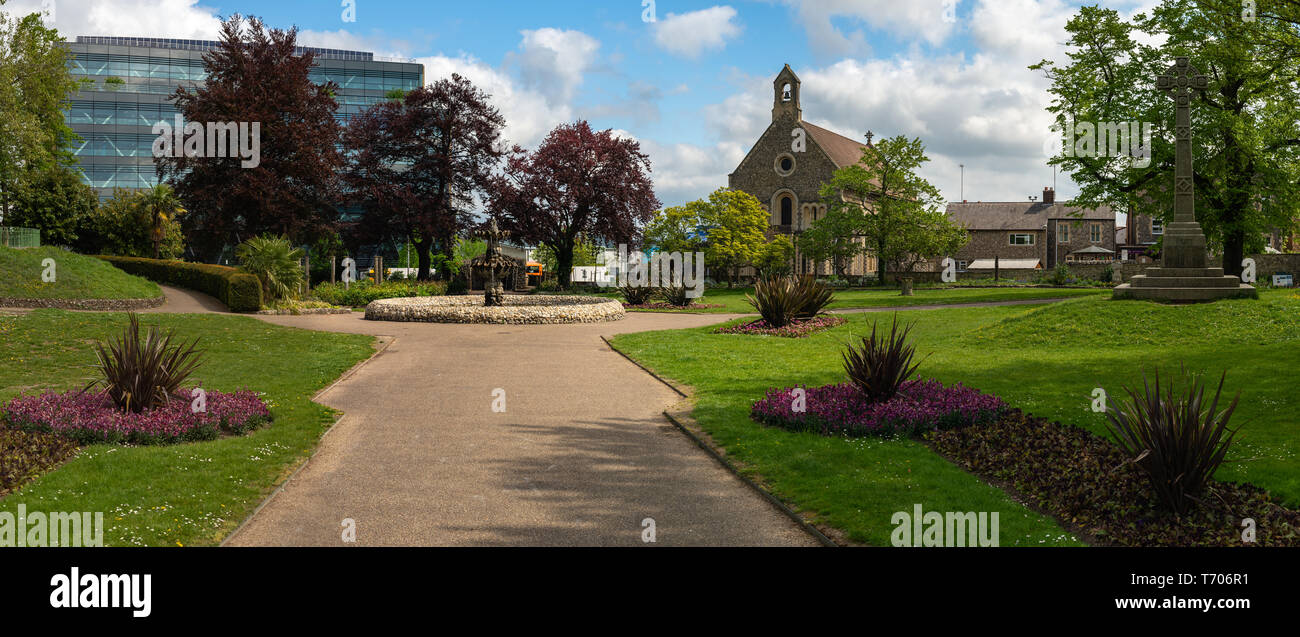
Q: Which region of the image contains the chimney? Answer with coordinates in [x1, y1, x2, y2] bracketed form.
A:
[1042, 187, 1055, 204]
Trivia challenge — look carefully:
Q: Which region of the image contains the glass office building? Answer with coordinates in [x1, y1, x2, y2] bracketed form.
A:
[62, 36, 424, 197]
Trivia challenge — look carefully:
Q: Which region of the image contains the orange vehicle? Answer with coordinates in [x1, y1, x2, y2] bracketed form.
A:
[526, 262, 544, 286]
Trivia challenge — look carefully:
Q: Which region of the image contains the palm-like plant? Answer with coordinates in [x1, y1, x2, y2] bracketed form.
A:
[86, 314, 204, 414]
[1104, 369, 1241, 516]
[138, 184, 185, 260]
[842, 314, 925, 403]
[747, 275, 835, 327]
[235, 235, 305, 302]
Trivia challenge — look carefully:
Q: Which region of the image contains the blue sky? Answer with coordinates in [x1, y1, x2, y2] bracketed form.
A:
[10, 0, 1160, 214]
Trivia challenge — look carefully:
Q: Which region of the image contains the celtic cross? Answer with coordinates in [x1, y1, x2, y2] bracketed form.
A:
[1156, 57, 1208, 224]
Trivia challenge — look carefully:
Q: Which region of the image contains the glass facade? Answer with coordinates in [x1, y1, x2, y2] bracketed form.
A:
[62, 36, 423, 196]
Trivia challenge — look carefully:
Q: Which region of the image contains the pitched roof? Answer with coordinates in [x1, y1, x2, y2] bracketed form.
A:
[945, 202, 1114, 231]
[803, 121, 869, 168]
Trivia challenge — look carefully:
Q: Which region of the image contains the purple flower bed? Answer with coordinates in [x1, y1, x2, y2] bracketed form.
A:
[623, 302, 726, 310]
[751, 379, 1005, 438]
[715, 315, 848, 338]
[2, 388, 272, 446]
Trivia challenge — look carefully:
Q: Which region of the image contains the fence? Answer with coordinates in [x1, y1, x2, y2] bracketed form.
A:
[0, 226, 40, 248]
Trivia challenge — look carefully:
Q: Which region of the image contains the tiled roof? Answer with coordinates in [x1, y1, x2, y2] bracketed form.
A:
[946, 202, 1114, 230]
[802, 121, 869, 168]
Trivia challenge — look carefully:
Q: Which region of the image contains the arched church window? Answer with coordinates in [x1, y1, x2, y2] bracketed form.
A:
[781, 83, 792, 101]
[780, 196, 793, 226]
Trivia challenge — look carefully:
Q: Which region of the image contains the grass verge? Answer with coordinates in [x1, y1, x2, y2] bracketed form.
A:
[0, 310, 374, 546]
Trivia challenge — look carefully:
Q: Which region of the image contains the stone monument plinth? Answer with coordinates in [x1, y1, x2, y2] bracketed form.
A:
[1113, 57, 1255, 302]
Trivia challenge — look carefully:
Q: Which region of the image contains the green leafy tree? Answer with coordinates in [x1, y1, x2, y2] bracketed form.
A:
[76, 189, 184, 258]
[642, 204, 706, 254]
[138, 184, 185, 259]
[823, 135, 965, 285]
[0, 2, 79, 220]
[702, 188, 769, 285]
[235, 235, 305, 302]
[644, 188, 768, 285]
[7, 165, 96, 246]
[1030, 1, 1300, 276]
[754, 235, 795, 277]
[796, 206, 865, 277]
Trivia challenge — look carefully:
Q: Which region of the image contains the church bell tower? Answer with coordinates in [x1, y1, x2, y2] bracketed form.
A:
[772, 64, 802, 122]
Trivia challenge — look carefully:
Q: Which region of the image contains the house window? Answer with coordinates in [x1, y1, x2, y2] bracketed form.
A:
[1151, 218, 1163, 235]
[1090, 223, 1102, 243]
[1057, 223, 1070, 243]
[1009, 233, 1035, 246]
[957, 260, 968, 272]
[780, 196, 793, 226]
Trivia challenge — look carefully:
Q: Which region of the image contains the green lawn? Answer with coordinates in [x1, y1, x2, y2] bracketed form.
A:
[598, 285, 1106, 313]
[0, 246, 161, 300]
[0, 310, 374, 546]
[608, 290, 1300, 546]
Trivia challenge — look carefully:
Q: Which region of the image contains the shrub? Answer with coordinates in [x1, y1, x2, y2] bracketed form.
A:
[620, 283, 656, 305]
[661, 285, 692, 307]
[77, 189, 185, 259]
[86, 313, 203, 413]
[1104, 369, 1241, 516]
[3, 388, 271, 446]
[0, 429, 81, 497]
[842, 315, 925, 403]
[235, 235, 305, 302]
[747, 275, 833, 327]
[446, 275, 469, 295]
[747, 275, 801, 327]
[97, 256, 262, 311]
[794, 275, 834, 318]
[752, 380, 1005, 438]
[311, 279, 447, 307]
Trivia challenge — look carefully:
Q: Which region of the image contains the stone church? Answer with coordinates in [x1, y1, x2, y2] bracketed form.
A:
[728, 65, 878, 277]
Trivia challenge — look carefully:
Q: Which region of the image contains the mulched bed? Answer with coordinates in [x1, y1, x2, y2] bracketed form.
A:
[622, 302, 726, 311]
[926, 409, 1300, 546]
[714, 315, 847, 337]
[0, 429, 80, 498]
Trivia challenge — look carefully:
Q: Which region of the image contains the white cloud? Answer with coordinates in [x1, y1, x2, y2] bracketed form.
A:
[5, 0, 220, 40]
[779, 0, 959, 58]
[651, 6, 742, 59]
[504, 28, 600, 105]
[419, 53, 572, 150]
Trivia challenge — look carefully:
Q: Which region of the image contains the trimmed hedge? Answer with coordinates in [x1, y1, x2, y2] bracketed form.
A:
[97, 256, 262, 312]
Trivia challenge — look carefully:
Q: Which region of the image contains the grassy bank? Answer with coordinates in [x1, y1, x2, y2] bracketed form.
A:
[0, 246, 160, 300]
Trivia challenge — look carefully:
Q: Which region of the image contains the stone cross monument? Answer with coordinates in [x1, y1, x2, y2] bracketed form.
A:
[1112, 56, 1255, 302]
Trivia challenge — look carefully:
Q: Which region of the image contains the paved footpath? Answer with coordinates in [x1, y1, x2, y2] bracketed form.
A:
[225, 307, 818, 547]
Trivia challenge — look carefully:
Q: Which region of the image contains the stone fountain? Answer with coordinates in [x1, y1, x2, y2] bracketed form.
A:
[470, 218, 514, 307]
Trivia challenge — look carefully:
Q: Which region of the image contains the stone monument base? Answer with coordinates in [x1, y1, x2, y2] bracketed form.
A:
[1112, 266, 1256, 302]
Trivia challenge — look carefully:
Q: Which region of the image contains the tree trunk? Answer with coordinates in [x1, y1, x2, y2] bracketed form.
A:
[413, 236, 432, 281]
[877, 241, 887, 286]
[556, 241, 575, 289]
[1224, 229, 1245, 278]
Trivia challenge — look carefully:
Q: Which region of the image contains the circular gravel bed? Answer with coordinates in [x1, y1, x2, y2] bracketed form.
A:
[364, 295, 625, 324]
